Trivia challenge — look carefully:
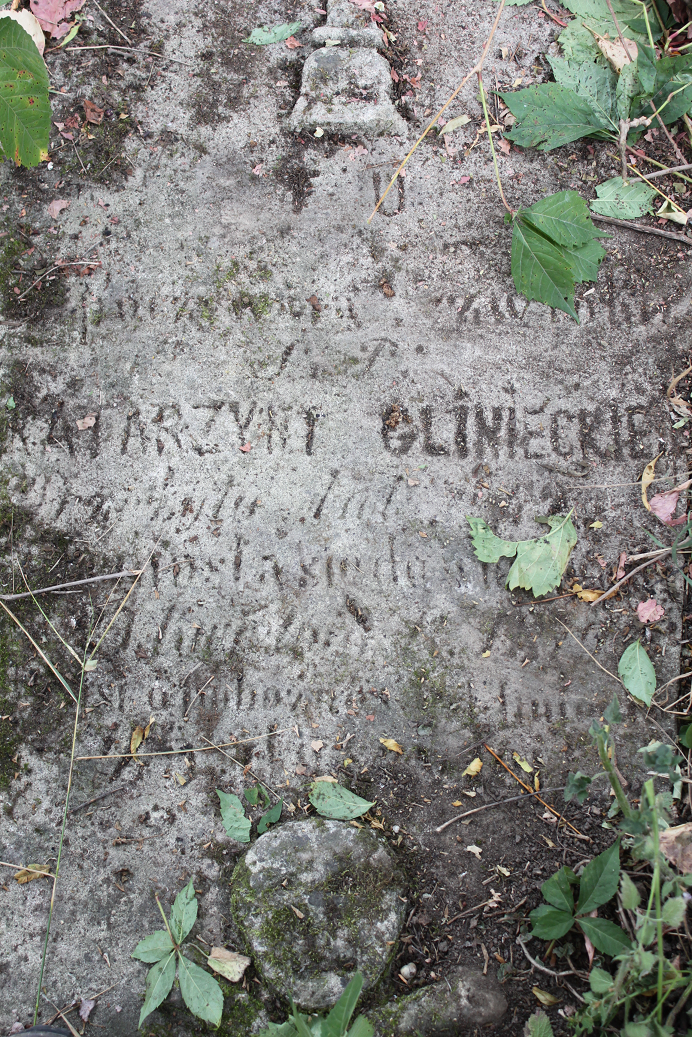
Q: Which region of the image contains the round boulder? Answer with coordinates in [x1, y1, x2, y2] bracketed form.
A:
[231, 818, 405, 1010]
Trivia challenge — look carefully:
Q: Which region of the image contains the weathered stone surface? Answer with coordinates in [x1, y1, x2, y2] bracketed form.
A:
[231, 819, 405, 1010]
[311, 25, 384, 48]
[368, 968, 508, 1035]
[289, 48, 407, 136]
[327, 0, 371, 27]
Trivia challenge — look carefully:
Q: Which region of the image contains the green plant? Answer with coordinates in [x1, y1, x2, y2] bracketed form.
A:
[132, 880, 224, 1028]
[0, 18, 50, 167]
[260, 972, 373, 1037]
[467, 511, 578, 597]
[217, 784, 284, 842]
[532, 696, 692, 1035]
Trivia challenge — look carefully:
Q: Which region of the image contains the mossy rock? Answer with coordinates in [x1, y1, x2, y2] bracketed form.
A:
[367, 967, 508, 1036]
[230, 818, 405, 1011]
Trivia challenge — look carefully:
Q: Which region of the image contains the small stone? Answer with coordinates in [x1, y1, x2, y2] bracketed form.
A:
[368, 967, 507, 1036]
[392, 825, 400, 834]
[400, 962, 417, 980]
[438, 941, 448, 953]
[231, 818, 405, 1010]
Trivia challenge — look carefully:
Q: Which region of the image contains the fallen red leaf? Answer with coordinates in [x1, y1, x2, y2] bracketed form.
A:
[239, 443, 252, 453]
[637, 598, 664, 624]
[30, 0, 85, 38]
[306, 294, 322, 311]
[83, 99, 104, 125]
[47, 199, 69, 218]
[285, 35, 302, 48]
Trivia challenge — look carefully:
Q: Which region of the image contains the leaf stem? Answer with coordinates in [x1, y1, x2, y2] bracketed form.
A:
[596, 732, 632, 818]
[645, 779, 665, 1023]
[477, 72, 512, 214]
[155, 893, 178, 948]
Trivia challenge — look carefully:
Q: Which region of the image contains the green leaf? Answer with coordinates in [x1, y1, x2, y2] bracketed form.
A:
[178, 954, 224, 1027]
[244, 784, 269, 807]
[138, 951, 176, 1028]
[547, 55, 618, 131]
[290, 1000, 314, 1037]
[525, 1010, 555, 1037]
[132, 930, 175, 963]
[521, 189, 607, 247]
[577, 916, 632, 955]
[618, 640, 656, 706]
[0, 19, 50, 168]
[466, 515, 518, 563]
[501, 84, 612, 151]
[541, 866, 577, 913]
[346, 1018, 374, 1037]
[169, 879, 198, 944]
[577, 841, 621, 914]
[616, 61, 640, 121]
[244, 22, 302, 44]
[591, 177, 656, 218]
[620, 872, 641, 911]
[260, 1023, 299, 1037]
[623, 1024, 653, 1037]
[507, 513, 578, 597]
[566, 237, 606, 284]
[564, 771, 591, 804]
[661, 896, 686, 927]
[257, 798, 283, 834]
[557, 20, 601, 64]
[559, 0, 652, 45]
[5, 395, 14, 409]
[217, 789, 252, 842]
[680, 723, 692, 749]
[604, 695, 622, 725]
[529, 903, 575, 940]
[511, 219, 578, 321]
[589, 967, 613, 994]
[325, 974, 364, 1037]
[308, 781, 375, 820]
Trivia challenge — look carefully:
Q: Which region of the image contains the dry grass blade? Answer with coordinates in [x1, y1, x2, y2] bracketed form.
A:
[368, 0, 507, 221]
[483, 743, 587, 838]
[0, 599, 76, 702]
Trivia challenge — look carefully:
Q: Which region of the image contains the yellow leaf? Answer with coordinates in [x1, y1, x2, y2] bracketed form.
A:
[597, 35, 637, 72]
[642, 453, 662, 511]
[343, 758, 353, 766]
[481, 650, 490, 658]
[130, 725, 144, 758]
[314, 775, 337, 783]
[175, 772, 187, 786]
[541, 835, 556, 848]
[14, 864, 51, 884]
[572, 582, 583, 592]
[533, 987, 560, 1007]
[462, 789, 477, 797]
[512, 751, 533, 774]
[144, 715, 155, 738]
[463, 757, 482, 777]
[452, 800, 463, 807]
[577, 588, 603, 602]
[208, 948, 251, 983]
[380, 738, 404, 754]
[589, 520, 603, 529]
[534, 773, 540, 792]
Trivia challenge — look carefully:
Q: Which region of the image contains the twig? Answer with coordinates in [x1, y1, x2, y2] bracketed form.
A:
[513, 591, 577, 605]
[516, 937, 575, 977]
[561, 978, 587, 1004]
[605, 0, 633, 59]
[484, 743, 586, 838]
[183, 674, 214, 717]
[555, 619, 623, 684]
[68, 784, 127, 814]
[180, 661, 203, 686]
[369, 0, 507, 219]
[16, 259, 102, 302]
[641, 162, 692, 180]
[46, 984, 116, 1026]
[625, 158, 686, 211]
[91, 0, 131, 43]
[651, 100, 686, 163]
[76, 726, 291, 760]
[590, 214, 692, 244]
[0, 860, 53, 878]
[98, 154, 120, 177]
[73, 142, 86, 174]
[64, 44, 193, 65]
[41, 997, 80, 1037]
[626, 144, 692, 185]
[435, 787, 565, 832]
[540, 0, 568, 26]
[590, 551, 671, 605]
[0, 599, 76, 702]
[0, 569, 140, 601]
[201, 735, 282, 800]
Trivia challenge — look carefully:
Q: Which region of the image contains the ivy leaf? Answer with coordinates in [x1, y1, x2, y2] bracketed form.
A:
[507, 513, 578, 598]
[132, 930, 175, 963]
[308, 781, 374, 820]
[590, 177, 656, 218]
[169, 879, 198, 945]
[511, 219, 578, 321]
[138, 951, 176, 1028]
[520, 189, 606, 248]
[501, 84, 612, 151]
[618, 640, 656, 705]
[577, 841, 620, 914]
[257, 798, 283, 834]
[576, 916, 632, 955]
[466, 515, 518, 563]
[244, 21, 301, 44]
[178, 954, 224, 1027]
[529, 903, 575, 940]
[547, 55, 618, 131]
[0, 18, 50, 167]
[217, 789, 252, 843]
